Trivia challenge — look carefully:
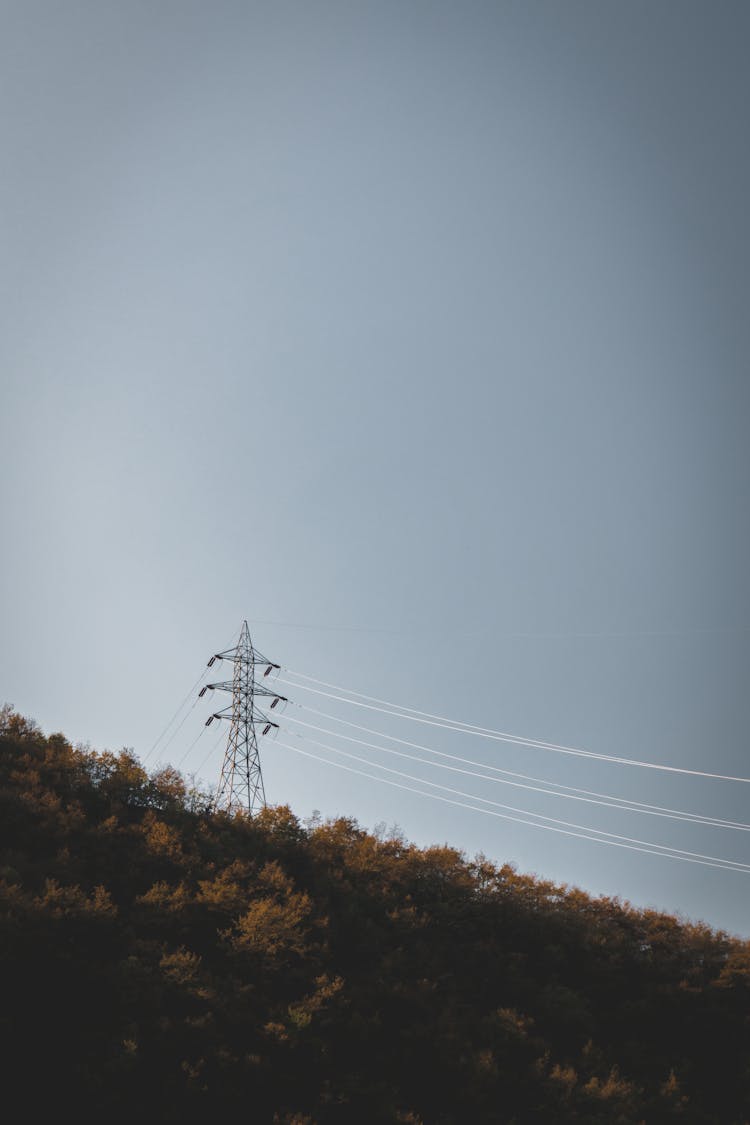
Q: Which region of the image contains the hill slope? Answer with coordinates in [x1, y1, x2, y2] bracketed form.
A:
[1, 706, 748, 1123]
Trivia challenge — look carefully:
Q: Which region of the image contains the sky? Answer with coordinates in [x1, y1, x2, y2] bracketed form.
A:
[1, 0, 749, 935]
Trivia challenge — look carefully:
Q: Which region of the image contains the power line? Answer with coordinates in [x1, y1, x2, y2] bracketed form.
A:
[143, 627, 243, 768]
[174, 724, 207, 770]
[192, 727, 227, 778]
[281, 713, 750, 833]
[247, 618, 747, 639]
[141, 633, 750, 876]
[157, 695, 204, 759]
[274, 742, 750, 873]
[289, 703, 750, 830]
[275, 737, 750, 875]
[142, 667, 209, 765]
[281, 672, 750, 784]
[281, 729, 750, 870]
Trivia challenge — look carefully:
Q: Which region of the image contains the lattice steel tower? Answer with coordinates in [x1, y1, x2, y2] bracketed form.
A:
[200, 621, 285, 815]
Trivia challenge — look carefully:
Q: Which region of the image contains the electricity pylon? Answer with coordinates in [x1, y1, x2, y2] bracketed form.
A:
[200, 621, 285, 815]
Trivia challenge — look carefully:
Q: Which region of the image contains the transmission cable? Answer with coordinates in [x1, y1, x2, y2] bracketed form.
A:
[155, 695, 205, 760]
[288, 703, 750, 830]
[280, 673, 750, 783]
[193, 726, 229, 778]
[174, 724, 208, 770]
[144, 627, 242, 768]
[143, 667, 209, 765]
[281, 728, 750, 870]
[275, 739, 750, 875]
[281, 713, 750, 833]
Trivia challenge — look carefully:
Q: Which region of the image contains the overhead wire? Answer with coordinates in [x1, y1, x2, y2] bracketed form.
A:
[174, 724, 208, 770]
[280, 672, 750, 784]
[288, 703, 750, 830]
[274, 738, 750, 877]
[156, 695, 204, 760]
[143, 667, 209, 765]
[247, 618, 746, 639]
[143, 625, 242, 769]
[281, 712, 750, 832]
[139, 634, 749, 874]
[279, 724, 750, 873]
[193, 726, 229, 778]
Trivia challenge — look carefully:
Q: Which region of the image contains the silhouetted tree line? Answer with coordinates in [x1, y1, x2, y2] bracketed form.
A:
[1, 705, 748, 1123]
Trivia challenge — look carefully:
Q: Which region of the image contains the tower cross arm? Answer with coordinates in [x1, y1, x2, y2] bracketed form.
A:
[252, 685, 288, 703]
[207, 651, 280, 669]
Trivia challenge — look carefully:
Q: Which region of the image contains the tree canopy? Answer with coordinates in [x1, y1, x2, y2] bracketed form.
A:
[1, 705, 748, 1123]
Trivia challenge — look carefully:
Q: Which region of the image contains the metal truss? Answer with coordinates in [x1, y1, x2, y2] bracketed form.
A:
[202, 621, 284, 815]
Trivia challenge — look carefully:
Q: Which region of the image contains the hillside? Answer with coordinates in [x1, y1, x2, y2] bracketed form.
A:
[1, 705, 748, 1123]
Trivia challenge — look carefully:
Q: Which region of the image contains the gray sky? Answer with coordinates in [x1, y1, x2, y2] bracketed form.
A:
[2, 0, 749, 935]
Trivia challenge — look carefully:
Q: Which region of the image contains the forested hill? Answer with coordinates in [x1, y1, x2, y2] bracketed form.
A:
[1, 707, 749, 1124]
